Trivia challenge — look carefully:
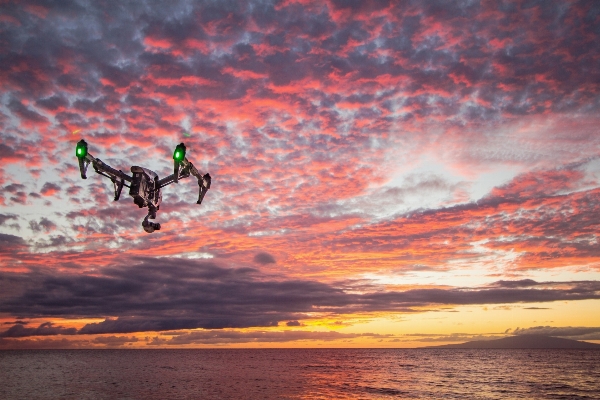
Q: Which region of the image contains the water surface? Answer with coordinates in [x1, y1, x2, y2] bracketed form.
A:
[1, 349, 599, 399]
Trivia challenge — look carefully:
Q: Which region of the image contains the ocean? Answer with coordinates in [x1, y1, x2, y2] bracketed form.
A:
[1, 349, 599, 399]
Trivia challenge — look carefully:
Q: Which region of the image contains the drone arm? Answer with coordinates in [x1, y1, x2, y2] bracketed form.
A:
[157, 171, 188, 188]
[91, 158, 132, 183]
[91, 158, 132, 201]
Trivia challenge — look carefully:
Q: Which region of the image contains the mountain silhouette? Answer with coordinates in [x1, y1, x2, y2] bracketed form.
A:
[426, 334, 600, 349]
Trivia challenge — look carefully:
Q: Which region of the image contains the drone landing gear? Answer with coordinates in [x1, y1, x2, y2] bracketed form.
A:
[112, 178, 125, 201]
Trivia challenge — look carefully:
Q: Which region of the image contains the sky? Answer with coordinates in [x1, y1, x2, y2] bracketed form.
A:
[1, 0, 600, 349]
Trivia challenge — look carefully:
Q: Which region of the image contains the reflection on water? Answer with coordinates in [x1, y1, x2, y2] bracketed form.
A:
[1, 349, 599, 399]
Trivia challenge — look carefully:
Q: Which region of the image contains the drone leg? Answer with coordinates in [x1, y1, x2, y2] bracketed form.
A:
[197, 185, 207, 205]
[196, 173, 211, 204]
[78, 158, 90, 179]
[113, 177, 124, 201]
[173, 160, 180, 183]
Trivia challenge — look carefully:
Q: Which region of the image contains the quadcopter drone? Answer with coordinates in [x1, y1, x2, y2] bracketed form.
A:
[75, 140, 211, 233]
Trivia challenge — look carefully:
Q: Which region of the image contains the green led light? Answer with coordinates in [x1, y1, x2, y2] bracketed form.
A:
[76, 140, 88, 158]
[173, 143, 186, 161]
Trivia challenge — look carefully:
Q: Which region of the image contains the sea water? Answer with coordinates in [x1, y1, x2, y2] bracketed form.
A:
[1, 349, 599, 399]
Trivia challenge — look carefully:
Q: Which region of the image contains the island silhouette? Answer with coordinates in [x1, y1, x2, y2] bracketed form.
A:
[425, 334, 600, 349]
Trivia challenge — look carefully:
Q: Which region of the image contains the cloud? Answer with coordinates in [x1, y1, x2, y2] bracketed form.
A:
[2, 183, 28, 205]
[40, 182, 61, 197]
[0, 213, 18, 226]
[0, 233, 27, 250]
[7, 98, 48, 127]
[33, 235, 71, 248]
[3, 183, 25, 193]
[0, 337, 84, 349]
[513, 326, 600, 340]
[0, 322, 77, 338]
[92, 335, 139, 347]
[253, 252, 276, 265]
[306, 162, 600, 274]
[490, 280, 540, 288]
[29, 217, 57, 232]
[1, 257, 599, 336]
[35, 95, 68, 111]
[0, 144, 18, 161]
[400, 333, 502, 343]
[149, 330, 390, 345]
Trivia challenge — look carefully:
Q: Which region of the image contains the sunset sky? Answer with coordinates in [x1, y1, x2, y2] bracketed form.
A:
[1, 0, 600, 348]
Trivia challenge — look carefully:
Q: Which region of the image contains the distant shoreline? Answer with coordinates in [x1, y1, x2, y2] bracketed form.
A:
[423, 334, 600, 349]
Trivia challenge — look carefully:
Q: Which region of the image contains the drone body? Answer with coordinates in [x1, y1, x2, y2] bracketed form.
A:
[75, 140, 211, 233]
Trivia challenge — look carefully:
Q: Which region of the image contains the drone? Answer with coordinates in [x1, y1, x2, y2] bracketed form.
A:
[75, 140, 211, 233]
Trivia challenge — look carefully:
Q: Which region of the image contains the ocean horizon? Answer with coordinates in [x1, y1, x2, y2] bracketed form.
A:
[2, 348, 599, 399]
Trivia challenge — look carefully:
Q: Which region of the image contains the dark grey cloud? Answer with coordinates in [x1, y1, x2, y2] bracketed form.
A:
[7, 98, 48, 124]
[35, 95, 69, 111]
[0, 337, 83, 350]
[253, 252, 276, 265]
[0, 213, 18, 226]
[0, 233, 27, 249]
[0, 144, 17, 160]
[9, 192, 27, 205]
[0, 322, 77, 338]
[1, 257, 599, 336]
[513, 326, 600, 340]
[330, 0, 390, 13]
[78, 316, 280, 335]
[3, 183, 25, 193]
[65, 198, 148, 235]
[2, 183, 27, 205]
[490, 279, 540, 288]
[29, 217, 57, 232]
[92, 335, 139, 347]
[34, 235, 72, 248]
